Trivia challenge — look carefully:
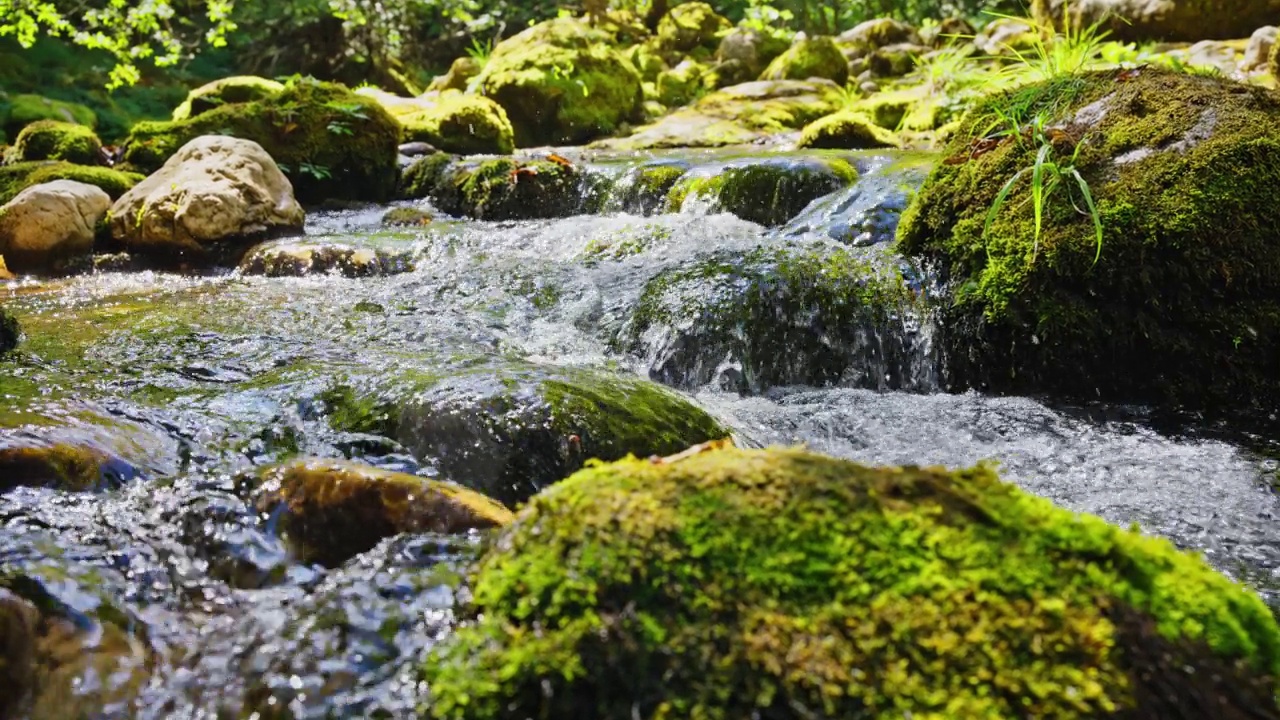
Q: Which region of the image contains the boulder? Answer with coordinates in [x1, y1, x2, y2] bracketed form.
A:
[0, 180, 108, 273]
[0, 162, 142, 205]
[837, 17, 923, 51]
[171, 76, 285, 121]
[238, 240, 414, 278]
[397, 91, 515, 155]
[1242, 26, 1277, 73]
[12, 120, 102, 164]
[428, 157, 593, 220]
[1273, 34, 1280, 77]
[473, 18, 643, 147]
[868, 43, 925, 78]
[655, 2, 731, 55]
[1032, 0, 1280, 42]
[798, 110, 900, 149]
[0, 440, 120, 492]
[110, 136, 304, 266]
[715, 27, 790, 83]
[425, 445, 1280, 720]
[897, 69, 1280, 414]
[973, 17, 1038, 56]
[655, 60, 708, 107]
[759, 36, 849, 86]
[427, 56, 483, 92]
[667, 156, 857, 227]
[0, 94, 95, 141]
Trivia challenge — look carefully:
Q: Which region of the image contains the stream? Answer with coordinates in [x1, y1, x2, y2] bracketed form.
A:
[3, 148, 1279, 718]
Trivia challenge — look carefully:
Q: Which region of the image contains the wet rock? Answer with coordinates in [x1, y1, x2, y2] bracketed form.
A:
[381, 206, 433, 227]
[593, 79, 843, 150]
[0, 589, 38, 719]
[1033, 0, 1280, 42]
[110, 135, 305, 266]
[1242, 26, 1277, 73]
[399, 141, 439, 157]
[798, 110, 900, 149]
[248, 458, 513, 567]
[0, 94, 95, 142]
[759, 36, 849, 86]
[474, 18, 643, 147]
[11, 120, 102, 165]
[620, 245, 928, 392]
[432, 157, 589, 220]
[0, 179, 109, 273]
[610, 163, 687, 214]
[171, 76, 285, 121]
[898, 68, 1280, 414]
[0, 306, 16, 353]
[398, 151, 455, 200]
[0, 439, 137, 492]
[0, 161, 143, 205]
[323, 365, 728, 508]
[239, 240, 414, 278]
[428, 56, 483, 92]
[668, 156, 857, 227]
[655, 2, 730, 56]
[425, 445, 1280, 720]
[397, 91, 515, 155]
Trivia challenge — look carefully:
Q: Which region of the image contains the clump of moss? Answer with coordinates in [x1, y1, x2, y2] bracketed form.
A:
[897, 68, 1280, 414]
[398, 151, 456, 200]
[655, 60, 708, 107]
[434, 158, 585, 220]
[1, 94, 96, 141]
[759, 37, 849, 86]
[248, 458, 513, 567]
[0, 162, 143, 205]
[425, 445, 1280, 720]
[0, 308, 18, 354]
[123, 77, 400, 204]
[171, 76, 285, 121]
[12, 120, 102, 164]
[798, 110, 901, 149]
[668, 157, 857, 227]
[0, 443, 111, 492]
[399, 92, 515, 155]
[655, 2, 730, 56]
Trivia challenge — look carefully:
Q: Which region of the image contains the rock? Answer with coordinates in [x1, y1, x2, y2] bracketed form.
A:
[474, 18, 643, 147]
[0, 94, 95, 141]
[868, 43, 925, 78]
[321, 365, 728, 508]
[124, 78, 401, 204]
[798, 110, 900, 149]
[1033, 0, 1280, 42]
[0, 589, 38, 719]
[973, 17, 1037, 56]
[667, 156, 857, 227]
[611, 163, 687, 214]
[248, 458, 513, 566]
[398, 141, 439, 157]
[0, 307, 17, 353]
[381, 206, 433, 227]
[0, 257, 12, 281]
[0, 161, 143, 205]
[12, 120, 102, 165]
[655, 2, 730, 55]
[430, 157, 590, 220]
[897, 69, 1280, 414]
[1243, 27, 1277, 72]
[397, 91, 515, 155]
[655, 59, 707, 107]
[627, 42, 669, 82]
[852, 85, 947, 131]
[398, 151, 455, 200]
[1272, 34, 1280, 77]
[239, 240, 414, 278]
[355, 86, 434, 118]
[715, 28, 789, 84]
[922, 16, 976, 47]
[171, 76, 285, 121]
[759, 36, 849, 86]
[837, 17, 922, 51]
[593, 79, 844, 150]
[0, 180, 108, 273]
[0, 440, 121, 492]
[110, 136, 305, 266]
[621, 245, 925, 392]
[424, 445, 1280, 720]
[427, 56, 483, 92]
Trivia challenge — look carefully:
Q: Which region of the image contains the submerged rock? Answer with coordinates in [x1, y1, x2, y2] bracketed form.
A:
[898, 69, 1280, 414]
[759, 36, 849, 86]
[11, 120, 102, 165]
[239, 240, 414, 278]
[0, 179, 109, 273]
[397, 91, 515, 155]
[425, 445, 1280, 719]
[111, 136, 304, 267]
[798, 110, 900, 149]
[381, 206, 434, 227]
[1032, 0, 1280, 42]
[249, 458, 513, 567]
[171, 76, 285, 121]
[668, 156, 857, 227]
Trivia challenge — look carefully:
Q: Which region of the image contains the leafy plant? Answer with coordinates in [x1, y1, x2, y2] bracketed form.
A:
[466, 36, 495, 66]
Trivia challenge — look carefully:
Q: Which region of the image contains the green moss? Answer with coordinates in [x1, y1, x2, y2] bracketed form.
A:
[0, 308, 18, 354]
[582, 223, 672, 262]
[655, 2, 731, 55]
[627, 42, 669, 82]
[12, 120, 102, 164]
[0, 162, 143, 205]
[1, 94, 96, 141]
[435, 158, 584, 220]
[760, 37, 849, 86]
[655, 60, 708, 107]
[617, 164, 686, 213]
[171, 76, 285, 121]
[0, 443, 110, 492]
[425, 446, 1280, 720]
[428, 57, 484, 92]
[669, 158, 857, 227]
[398, 92, 515, 155]
[381, 206, 434, 227]
[475, 18, 643, 147]
[868, 45, 918, 78]
[123, 77, 400, 204]
[398, 152, 455, 200]
[799, 110, 901, 149]
[249, 458, 513, 567]
[897, 68, 1280, 414]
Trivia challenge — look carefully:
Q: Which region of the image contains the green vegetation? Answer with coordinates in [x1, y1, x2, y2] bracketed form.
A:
[0, 93, 97, 141]
[12, 120, 102, 164]
[398, 91, 515, 154]
[171, 76, 285, 121]
[0, 162, 143, 205]
[668, 158, 857, 227]
[425, 446, 1280, 719]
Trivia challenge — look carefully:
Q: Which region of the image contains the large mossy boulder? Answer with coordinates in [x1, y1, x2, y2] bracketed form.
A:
[667, 157, 857, 227]
[12, 120, 102, 165]
[655, 2, 731, 56]
[417, 157, 592, 220]
[897, 69, 1280, 414]
[0, 94, 96, 141]
[474, 18, 643, 147]
[425, 445, 1280, 719]
[123, 78, 400, 204]
[398, 91, 515, 155]
[759, 36, 849, 86]
[1032, 0, 1280, 42]
[620, 245, 925, 392]
[594, 79, 844, 150]
[0, 162, 142, 206]
[171, 76, 285, 121]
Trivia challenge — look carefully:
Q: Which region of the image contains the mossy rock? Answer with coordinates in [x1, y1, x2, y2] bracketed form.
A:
[0, 94, 95, 141]
[668, 157, 857, 227]
[614, 163, 687, 214]
[1032, 0, 1280, 43]
[474, 18, 643, 147]
[398, 151, 456, 200]
[0, 442, 118, 493]
[0, 162, 143, 205]
[12, 120, 102, 165]
[123, 78, 400, 204]
[398, 91, 515, 155]
[655, 60, 708, 107]
[432, 157, 588, 220]
[655, 2, 730, 55]
[428, 56, 484, 93]
[867, 43, 921, 78]
[322, 365, 728, 508]
[238, 240, 415, 278]
[627, 42, 669, 82]
[171, 76, 285, 121]
[798, 110, 900, 149]
[620, 245, 923, 391]
[247, 458, 513, 567]
[0, 308, 17, 354]
[760, 37, 849, 86]
[837, 17, 923, 51]
[381, 206, 434, 227]
[424, 445, 1280, 720]
[897, 69, 1280, 414]
[851, 85, 950, 132]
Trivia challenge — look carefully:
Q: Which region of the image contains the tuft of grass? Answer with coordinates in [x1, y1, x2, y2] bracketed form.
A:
[989, 3, 1114, 85]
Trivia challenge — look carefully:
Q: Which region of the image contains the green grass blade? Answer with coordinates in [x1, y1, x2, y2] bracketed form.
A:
[1030, 143, 1052, 259]
[1068, 168, 1104, 264]
[984, 167, 1030, 258]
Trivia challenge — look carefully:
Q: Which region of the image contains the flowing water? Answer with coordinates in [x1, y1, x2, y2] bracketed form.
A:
[3, 148, 1279, 718]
